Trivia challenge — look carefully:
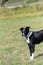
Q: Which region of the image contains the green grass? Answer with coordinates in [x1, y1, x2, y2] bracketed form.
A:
[0, 17, 43, 65]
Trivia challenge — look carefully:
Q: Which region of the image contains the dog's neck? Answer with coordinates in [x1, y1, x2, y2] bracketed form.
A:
[26, 31, 32, 44]
[27, 31, 32, 38]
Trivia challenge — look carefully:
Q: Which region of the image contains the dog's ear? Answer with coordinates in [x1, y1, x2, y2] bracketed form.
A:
[20, 27, 24, 32]
[25, 27, 30, 30]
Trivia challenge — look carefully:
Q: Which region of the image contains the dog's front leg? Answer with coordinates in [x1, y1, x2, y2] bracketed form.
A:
[30, 52, 34, 60]
[29, 44, 35, 60]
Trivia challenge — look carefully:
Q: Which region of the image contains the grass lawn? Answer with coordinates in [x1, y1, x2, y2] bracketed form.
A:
[0, 17, 43, 65]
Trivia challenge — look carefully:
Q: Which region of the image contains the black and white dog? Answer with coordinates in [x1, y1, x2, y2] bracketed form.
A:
[20, 27, 43, 60]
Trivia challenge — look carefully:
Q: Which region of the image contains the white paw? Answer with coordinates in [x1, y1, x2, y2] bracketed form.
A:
[30, 56, 34, 60]
[30, 53, 34, 60]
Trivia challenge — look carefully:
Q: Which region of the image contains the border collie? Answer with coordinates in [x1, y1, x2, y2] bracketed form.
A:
[20, 27, 43, 60]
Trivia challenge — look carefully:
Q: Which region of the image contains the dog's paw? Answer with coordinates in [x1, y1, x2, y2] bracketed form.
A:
[30, 53, 34, 60]
[30, 56, 34, 60]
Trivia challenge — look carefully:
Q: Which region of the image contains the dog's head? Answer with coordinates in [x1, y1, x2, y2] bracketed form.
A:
[20, 27, 30, 37]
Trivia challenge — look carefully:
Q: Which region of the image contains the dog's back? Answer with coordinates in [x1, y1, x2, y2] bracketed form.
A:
[32, 30, 43, 44]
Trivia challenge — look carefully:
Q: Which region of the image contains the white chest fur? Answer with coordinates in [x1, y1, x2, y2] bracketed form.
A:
[27, 37, 30, 44]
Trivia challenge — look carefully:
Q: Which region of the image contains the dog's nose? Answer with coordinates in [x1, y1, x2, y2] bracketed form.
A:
[22, 34, 23, 36]
[22, 34, 24, 36]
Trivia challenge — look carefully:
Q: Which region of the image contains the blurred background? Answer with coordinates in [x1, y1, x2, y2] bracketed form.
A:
[0, 0, 43, 19]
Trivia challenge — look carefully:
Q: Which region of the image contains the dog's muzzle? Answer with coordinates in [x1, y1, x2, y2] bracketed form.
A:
[22, 33, 25, 36]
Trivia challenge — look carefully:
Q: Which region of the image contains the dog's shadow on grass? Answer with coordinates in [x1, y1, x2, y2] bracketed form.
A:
[35, 53, 43, 59]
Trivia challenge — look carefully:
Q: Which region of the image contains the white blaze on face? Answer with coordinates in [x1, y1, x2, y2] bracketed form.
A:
[30, 53, 34, 60]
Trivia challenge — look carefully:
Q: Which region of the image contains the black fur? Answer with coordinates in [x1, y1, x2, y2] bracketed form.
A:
[20, 27, 43, 59]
